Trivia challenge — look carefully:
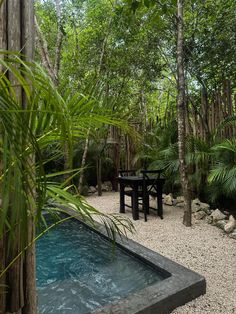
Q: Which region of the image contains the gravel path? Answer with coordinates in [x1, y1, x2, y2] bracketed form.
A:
[86, 192, 236, 314]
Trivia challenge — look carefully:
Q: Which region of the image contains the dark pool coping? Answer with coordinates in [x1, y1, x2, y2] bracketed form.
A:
[63, 208, 206, 314]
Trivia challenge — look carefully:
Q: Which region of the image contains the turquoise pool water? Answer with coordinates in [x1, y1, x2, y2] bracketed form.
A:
[36, 217, 164, 313]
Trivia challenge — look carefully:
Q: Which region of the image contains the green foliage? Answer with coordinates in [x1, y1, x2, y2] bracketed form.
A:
[208, 140, 236, 200]
[0, 52, 134, 261]
[35, 0, 236, 206]
[136, 120, 179, 190]
[137, 116, 236, 202]
[35, 0, 167, 123]
[184, 0, 236, 88]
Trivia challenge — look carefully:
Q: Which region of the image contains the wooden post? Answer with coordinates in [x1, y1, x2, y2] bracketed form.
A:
[0, 1, 36, 313]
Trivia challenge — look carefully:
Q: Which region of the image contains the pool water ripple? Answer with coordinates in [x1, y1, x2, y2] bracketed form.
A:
[36, 217, 164, 313]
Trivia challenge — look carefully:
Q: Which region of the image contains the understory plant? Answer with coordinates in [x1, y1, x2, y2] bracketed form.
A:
[208, 139, 236, 203]
[136, 118, 236, 205]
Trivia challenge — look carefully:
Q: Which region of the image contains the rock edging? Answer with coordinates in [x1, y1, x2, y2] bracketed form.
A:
[190, 198, 236, 240]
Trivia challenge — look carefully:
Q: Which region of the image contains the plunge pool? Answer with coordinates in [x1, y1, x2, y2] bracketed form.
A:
[36, 213, 206, 314]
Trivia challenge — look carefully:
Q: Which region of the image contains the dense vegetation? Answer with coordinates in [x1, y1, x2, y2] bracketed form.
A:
[36, 0, 236, 208]
[0, 0, 236, 313]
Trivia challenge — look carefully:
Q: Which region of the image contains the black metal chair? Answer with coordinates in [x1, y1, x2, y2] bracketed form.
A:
[118, 170, 137, 210]
[119, 170, 136, 177]
[141, 170, 165, 221]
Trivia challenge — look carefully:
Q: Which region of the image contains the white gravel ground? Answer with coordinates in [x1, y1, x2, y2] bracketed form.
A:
[86, 191, 236, 314]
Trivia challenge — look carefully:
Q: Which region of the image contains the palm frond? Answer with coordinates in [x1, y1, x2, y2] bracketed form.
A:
[0, 51, 134, 253]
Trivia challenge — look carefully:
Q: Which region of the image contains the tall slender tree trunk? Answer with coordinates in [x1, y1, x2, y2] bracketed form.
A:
[35, 0, 64, 85]
[36, 2, 71, 183]
[96, 157, 102, 196]
[113, 141, 120, 191]
[176, 0, 191, 227]
[0, 1, 36, 313]
[0, 234, 6, 313]
[125, 135, 131, 170]
[78, 18, 112, 193]
[108, 126, 120, 192]
[78, 135, 90, 193]
[0, 3, 7, 312]
[54, 0, 63, 86]
[35, 17, 57, 84]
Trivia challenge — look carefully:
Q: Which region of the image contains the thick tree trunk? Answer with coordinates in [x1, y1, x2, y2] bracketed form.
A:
[5, 1, 25, 313]
[177, 0, 191, 227]
[0, 234, 6, 313]
[7, 243, 24, 313]
[0, 1, 37, 313]
[23, 217, 36, 314]
[21, 2, 36, 313]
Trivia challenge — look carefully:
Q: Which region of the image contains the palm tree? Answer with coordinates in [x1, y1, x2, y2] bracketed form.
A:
[0, 52, 134, 314]
[0, 50, 135, 314]
[0, 1, 133, 311]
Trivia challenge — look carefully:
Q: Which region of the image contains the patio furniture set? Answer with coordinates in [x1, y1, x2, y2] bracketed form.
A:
[117, 170, 165, 221]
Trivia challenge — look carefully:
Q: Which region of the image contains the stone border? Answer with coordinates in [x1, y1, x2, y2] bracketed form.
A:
[65, 208, 206, 314]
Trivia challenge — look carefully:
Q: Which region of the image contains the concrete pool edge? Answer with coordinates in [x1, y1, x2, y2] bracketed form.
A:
[64, 208, 206, 314]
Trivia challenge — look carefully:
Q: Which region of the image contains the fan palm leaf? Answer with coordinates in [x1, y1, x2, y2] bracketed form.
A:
[208, 140, 236, 197]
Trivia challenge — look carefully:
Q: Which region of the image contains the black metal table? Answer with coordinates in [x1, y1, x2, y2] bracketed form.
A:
[117, 176, 165, 220]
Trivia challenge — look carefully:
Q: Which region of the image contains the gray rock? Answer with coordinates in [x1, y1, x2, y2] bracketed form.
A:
[224, 215, 236, 233]
[201, 207, 212, 215]
[176, 196, 184, 203]
[200, 202, 210, 211]
[215, 219, 227, 230]
[173, 196, 185, 206]
[228, 230, 236, 240]
[164, 193, 173, 206]
[191, 198, 201, 212]
[206, 215, 213, 224]
[176, 202, 185, 207]
[194, 210, 206, 220]
[101, 184, 108, 192]
[88, 186, 97, 194]
[103, 181, 113, 192]
[192, 198, 201, 205]
[172, 199, 177, 206]
[223, 210, 230, 216]
[210, 209, 227, 224]
[80, 185, 89, 196]
[191, 198, 210, 213]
